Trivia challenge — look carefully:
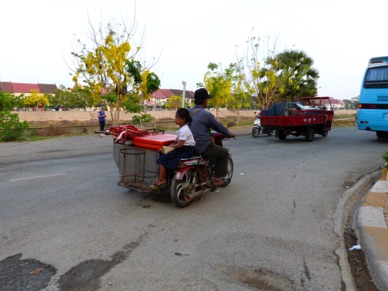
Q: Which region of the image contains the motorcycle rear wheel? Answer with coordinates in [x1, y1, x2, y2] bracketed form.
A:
[170, 168, 199, 208]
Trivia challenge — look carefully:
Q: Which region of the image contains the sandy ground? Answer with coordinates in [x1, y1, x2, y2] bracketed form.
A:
[14, 109, 357, 123]
[14, 109, 257, 122]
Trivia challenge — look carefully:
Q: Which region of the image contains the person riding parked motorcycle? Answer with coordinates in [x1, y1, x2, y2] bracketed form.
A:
[189, 88, 235, 187]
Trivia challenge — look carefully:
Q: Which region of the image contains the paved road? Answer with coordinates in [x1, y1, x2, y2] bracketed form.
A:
[0, 127, 387, 290]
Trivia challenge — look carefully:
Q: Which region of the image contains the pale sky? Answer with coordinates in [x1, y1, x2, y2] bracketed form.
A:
[1, 0, 387, 100]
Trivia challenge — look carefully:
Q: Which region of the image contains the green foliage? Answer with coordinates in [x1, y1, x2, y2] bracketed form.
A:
[125, 59, 143, 85]
[383, 152, 388, 168]
[23, 90, 49, 109]
[164, 95, 189, 109]
[266, 50, 319, 101]
[0, 91, 14, 111]
[11, 94, 26, 110]
[204, 63, 233, 115]
[121, 93, 144, 113]
[145, 72, 161, 94]
[132, 113, 154, 124]
[0, 111, 29, 141]
[52, 85, 96, 110]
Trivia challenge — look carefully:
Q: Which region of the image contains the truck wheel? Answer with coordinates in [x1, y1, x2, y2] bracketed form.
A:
[252, 126, 261, 137]
[321, 127, 329, 137]
[305, 128, 315, 142]
[277, 130, 287, 140]
[264, 127, 273, 136]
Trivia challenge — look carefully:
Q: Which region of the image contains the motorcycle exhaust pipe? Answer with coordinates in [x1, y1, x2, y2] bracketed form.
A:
[184, 188, 211, 201]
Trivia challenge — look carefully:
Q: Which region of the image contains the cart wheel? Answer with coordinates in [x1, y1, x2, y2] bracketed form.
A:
[170, 169, 198, 208]
[321, 127, 329, 137]
[305, 128, 315, 142]
[252, 126, 261, 137]
[220, 156, 234, 187]
[277, 130, 287, 140]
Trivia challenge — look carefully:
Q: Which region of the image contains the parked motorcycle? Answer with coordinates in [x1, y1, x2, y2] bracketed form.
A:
[170, 122, 236, 208]
[252, 114, 273, 137]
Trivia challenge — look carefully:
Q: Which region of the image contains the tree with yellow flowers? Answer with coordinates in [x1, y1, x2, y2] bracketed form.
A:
[71, 21, 160, 125]
[24, 90, 49, 111]
[204, 62, 234, 119]
[165, 95, 189, 110]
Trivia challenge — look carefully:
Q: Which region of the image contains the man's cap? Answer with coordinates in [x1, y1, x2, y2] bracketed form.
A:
[194, 88, 211, 103]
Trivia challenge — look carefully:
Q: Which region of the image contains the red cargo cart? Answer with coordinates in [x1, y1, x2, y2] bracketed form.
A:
[107, 125, 177, 192]
[260, 96, 334, 142]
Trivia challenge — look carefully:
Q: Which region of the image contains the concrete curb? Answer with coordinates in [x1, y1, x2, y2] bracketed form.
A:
[357, 171, 388, 290]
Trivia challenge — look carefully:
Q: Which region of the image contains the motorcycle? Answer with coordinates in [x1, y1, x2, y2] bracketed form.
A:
[252, 114, 273, 137]
[169, 122, 236, 208]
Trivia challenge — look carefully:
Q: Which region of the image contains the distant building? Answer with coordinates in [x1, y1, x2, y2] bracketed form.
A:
[326, 96, 344, 109]
[147, 88, 195, 109]
[0, 82, 57, 96]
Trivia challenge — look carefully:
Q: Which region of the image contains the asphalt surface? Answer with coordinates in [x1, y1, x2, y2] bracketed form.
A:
[1, 129, 387, 290]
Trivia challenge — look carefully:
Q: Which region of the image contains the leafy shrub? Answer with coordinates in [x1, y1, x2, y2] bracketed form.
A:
[383, 152, 388, 169]
[132, 113, 154, 125]
[0, 111, 29, 142]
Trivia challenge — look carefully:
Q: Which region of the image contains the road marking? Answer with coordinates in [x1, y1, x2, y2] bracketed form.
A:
[10, 173, 66, 182]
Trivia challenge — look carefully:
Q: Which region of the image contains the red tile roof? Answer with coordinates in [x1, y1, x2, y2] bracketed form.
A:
[0, 82, 57, 94]
[38, 83, 57, 94]
[157, 89, 174, 98]
[152, 88, 194, 99]
[12, 83, 40, 93]
[152, 89, 168, 99]
[0, 82, 13, 93]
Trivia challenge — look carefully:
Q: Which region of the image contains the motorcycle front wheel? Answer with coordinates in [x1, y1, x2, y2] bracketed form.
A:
[252, 126, 261, 137]
[220, 156, 234, 187]
[170, 168, 199, 208]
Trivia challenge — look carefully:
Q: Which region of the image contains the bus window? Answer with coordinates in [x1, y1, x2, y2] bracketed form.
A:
[364, 66, 388, 88]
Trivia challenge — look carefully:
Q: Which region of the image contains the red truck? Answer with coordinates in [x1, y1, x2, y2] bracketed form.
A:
[260, 96, 334, 142]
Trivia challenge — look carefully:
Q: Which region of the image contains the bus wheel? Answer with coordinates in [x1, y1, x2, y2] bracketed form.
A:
[376, 131, 388, 139]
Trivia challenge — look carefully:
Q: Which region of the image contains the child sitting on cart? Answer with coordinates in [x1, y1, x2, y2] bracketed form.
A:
[151, 108, 196, 190]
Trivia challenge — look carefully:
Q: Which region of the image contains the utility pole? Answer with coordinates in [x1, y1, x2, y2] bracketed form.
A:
[182, 81, 186, 108]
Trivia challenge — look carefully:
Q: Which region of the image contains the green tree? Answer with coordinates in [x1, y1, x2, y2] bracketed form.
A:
[0, 111, 29, 141]
[165, 95, 184, 110]
[139, 69, 161, 102]
[267, 50, 319, 101]
[71, 21, 160, 125]
[12, 94, 26, 110]
[234, 34, 280, 109]
[51, 85, 95, 110]
[227, 61, 255, 124]
[24, 90, 49, 110]
[0, 91, 14, 111]
[204, 62, 233, 119]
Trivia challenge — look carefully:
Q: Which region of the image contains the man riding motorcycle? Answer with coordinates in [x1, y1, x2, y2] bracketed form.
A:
[189, 88, 235, 187]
